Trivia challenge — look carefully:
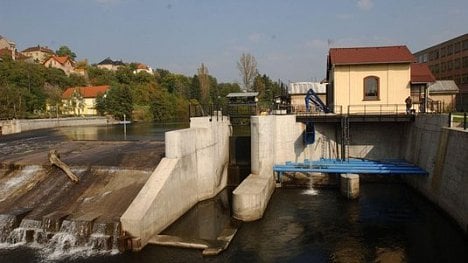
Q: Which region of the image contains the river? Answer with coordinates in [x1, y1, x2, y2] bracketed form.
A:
[1, 183, 467, 262]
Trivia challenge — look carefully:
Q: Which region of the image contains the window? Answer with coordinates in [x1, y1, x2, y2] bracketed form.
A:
[454, 42, 461, 53]
[463, 56, 468, 68]
[363, 76, 379, 101]
[441, 62, 446, 72]
[454, 58, 461, 69]
[463, 40, 468, 50]
[447, 44, 453, 56]
[440, 47, 446, 57]
[447, 60, 453, 71]
[462, 74, 468, 84]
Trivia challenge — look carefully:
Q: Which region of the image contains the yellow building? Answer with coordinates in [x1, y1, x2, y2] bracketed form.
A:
[62, 86, 110, 116]
[326, 46, 418, 114]
[21, 45, 55, 63]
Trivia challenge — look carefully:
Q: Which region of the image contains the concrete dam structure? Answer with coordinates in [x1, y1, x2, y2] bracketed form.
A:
[232, 114, 467, 234]
[0, 117, 232, 256]
[0, 113, 466, 258]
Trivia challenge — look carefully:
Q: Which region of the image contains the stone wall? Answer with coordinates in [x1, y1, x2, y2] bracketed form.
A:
[403, 114, 468, 233]
[19, 117, 108, 131]
[121, 116, 231, 249]
[0, 119, 21, 135]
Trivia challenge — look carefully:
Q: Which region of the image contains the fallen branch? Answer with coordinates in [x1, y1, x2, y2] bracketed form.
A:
[48, 150, 79, 183]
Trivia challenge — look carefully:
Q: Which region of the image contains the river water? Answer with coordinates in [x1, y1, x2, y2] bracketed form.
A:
[1, 182, 467, 262]
[1, 123, 467, 262]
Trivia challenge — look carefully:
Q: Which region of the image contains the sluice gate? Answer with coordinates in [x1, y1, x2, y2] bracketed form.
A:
[274, 158, 428, 183]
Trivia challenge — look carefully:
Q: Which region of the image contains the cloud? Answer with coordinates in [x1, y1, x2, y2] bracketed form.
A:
[357, 0, 374, 11]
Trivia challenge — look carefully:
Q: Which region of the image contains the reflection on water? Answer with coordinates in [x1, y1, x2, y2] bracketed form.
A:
[58, 122, 189, 141]
[0, 183, 467, 262]
[161, 188, 232, 241]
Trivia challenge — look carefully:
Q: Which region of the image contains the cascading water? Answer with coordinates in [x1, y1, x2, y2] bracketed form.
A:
[0, 215, 122, 260]
[0, 165, 125, 260]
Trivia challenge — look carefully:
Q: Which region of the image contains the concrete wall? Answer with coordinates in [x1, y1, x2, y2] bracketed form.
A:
[233, 115, 304, 221]
[121, 116, 231, 249]
[301, 122, 406, 161]
[18, 117, 108, 132]
[0, 119, 21, 135]
[403, 114, 468, 232]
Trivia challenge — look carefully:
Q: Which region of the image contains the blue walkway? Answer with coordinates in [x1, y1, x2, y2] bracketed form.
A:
[273, 158, 427, 182]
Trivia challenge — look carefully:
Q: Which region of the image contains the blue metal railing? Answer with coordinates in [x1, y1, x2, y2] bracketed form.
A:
[273, 158, 428, 183]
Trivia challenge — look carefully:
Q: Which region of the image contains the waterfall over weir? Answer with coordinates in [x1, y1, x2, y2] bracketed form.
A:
[0, 163, 152, 260]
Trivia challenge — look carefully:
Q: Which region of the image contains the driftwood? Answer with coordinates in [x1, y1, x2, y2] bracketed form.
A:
[48, 150, 79, 183]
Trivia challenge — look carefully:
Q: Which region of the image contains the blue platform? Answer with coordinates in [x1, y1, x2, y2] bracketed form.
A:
[273, 158, 427, 182]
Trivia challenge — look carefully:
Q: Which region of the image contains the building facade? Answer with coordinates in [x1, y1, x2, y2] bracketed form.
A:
[97, 57, 126, 71]
[288, 82, 326, 112]
[414, 34, 468, 110]
[326, 46, 435, 114]
[22, 45, 55, 63]
[43, 55, 75, 76]
[62, 86, 110, 116]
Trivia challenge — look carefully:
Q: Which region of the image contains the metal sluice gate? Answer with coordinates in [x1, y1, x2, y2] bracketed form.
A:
[273, 158, 428, 183]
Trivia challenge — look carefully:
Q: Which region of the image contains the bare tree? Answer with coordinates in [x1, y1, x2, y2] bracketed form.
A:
[197, 63, 210, 104]
[237, 53, 258, 91]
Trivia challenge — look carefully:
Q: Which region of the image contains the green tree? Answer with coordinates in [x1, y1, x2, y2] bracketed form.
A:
[56, 45, 77, 60]
[106, 85, 133, 120]
[95, 93, 107, 116]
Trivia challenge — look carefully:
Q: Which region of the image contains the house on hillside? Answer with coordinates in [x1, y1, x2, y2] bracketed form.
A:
[133, 63, 153, 75]
[0, 35, 16, 60]
[62, 85, 110, 116]
[22, 45, 55, 63]
[326, 45, 436, 114]
[97, 57, 126, 71]
[288, 82, 326, 112]
[43, 55, 75, 76]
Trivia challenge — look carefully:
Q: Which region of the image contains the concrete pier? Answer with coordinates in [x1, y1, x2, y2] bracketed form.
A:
[121, 116, 231, 250]
[340, 174, 360, 199]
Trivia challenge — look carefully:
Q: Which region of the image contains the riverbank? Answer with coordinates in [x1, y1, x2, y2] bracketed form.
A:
[0, 117, 111, 135]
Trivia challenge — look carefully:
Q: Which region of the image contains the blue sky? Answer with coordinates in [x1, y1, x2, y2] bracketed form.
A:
[1, 0, 467, 83]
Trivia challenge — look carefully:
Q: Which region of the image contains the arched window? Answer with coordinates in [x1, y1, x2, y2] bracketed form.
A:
[363, 76, 379, 100]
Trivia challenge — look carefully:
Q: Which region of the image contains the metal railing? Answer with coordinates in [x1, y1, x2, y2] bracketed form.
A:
[449, 112, 467, 130]
[293, 105, 343, 116]
[347, 104, 407, 115]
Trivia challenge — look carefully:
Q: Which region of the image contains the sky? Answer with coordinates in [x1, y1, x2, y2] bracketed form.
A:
[1, 0, 467, 84]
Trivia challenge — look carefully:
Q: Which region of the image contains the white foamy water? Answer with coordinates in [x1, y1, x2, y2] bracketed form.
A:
[302, 188, 319, 195]
[0, 165, 42, 201]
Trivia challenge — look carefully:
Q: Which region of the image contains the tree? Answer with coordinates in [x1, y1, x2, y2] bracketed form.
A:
[237, 53, 258, 91]
[95, 93, 107, 116]
[106, 85, 133, 120]
[56, 46, 77, 60]
[198, 63, 210, 104]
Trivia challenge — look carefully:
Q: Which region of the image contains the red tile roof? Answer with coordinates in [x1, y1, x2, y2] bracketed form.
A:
[136, 63, 148, 69]
[45, 55, 72, 66]
[329, 45, 415, 65]
[63, 85, 110, 99]
[411, 63, 436, 83]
